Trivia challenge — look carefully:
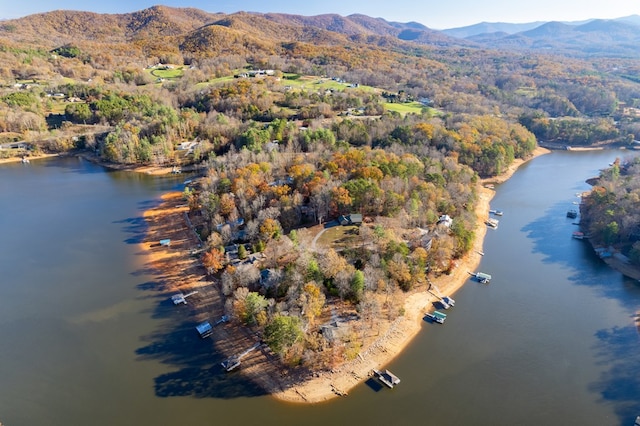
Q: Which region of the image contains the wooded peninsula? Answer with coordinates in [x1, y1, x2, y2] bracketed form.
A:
[1, 6, 639, 401]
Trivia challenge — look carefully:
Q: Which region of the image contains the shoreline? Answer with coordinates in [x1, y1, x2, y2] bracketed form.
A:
[140, 146, 550, 404]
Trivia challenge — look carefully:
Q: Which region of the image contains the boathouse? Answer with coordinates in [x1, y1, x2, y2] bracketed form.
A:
[196, 321, 212, 338]
[373, 369, 401, 388]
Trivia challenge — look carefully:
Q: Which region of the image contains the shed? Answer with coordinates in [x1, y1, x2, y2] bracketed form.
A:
[159, 239, 171, 247]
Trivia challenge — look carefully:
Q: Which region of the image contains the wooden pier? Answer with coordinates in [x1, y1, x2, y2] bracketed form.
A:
[222, 342, 261, 372]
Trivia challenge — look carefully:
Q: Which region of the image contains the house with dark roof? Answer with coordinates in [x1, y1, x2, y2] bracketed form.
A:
[339, 213, 363, 226]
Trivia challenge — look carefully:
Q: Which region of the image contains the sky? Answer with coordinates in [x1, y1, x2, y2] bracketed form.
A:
[1, 0, 639, 29]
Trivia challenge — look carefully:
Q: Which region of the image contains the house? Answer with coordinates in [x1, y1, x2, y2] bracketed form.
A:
[320, 320, 351, 342]
[260, 268, 281, 288]
[438, 214, 453, 228]
[339, 214, 363, 226]
[177, 141, 199, 153]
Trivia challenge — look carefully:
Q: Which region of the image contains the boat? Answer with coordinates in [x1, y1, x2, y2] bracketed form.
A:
[566, 209, 578, 219]
[373, 369, 401, 388]
[425, 310, 447, 324]
[572, 231, 586, 240]
[21, 156, 29, 164]
[489, 209, 503, 216]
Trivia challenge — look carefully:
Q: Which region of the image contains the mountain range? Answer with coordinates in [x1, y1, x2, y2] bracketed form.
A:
[1, 6, 639, 58]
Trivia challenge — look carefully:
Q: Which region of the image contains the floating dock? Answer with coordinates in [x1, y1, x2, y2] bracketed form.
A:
[171, 290, 198, 305]
[485, 218, 499, 229]
[427, 281, 455, 309]
[373, 369, 401, 388]
[425, 310, 447, 324]
[471, 272, 492, 283]
[222, 342, 261, 372]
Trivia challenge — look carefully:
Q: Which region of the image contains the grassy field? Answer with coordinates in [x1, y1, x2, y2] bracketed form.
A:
[316, 225, 361, 250]
[383, 101, 430, 115]
[150, 67, 184, 79]
[282, 74, 377, 93]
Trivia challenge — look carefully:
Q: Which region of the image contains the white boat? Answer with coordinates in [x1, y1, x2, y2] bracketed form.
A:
[489, 209, 503, 216]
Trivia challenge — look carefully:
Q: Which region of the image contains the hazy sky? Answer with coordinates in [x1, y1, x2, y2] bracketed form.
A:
[2, 0, 639, 29]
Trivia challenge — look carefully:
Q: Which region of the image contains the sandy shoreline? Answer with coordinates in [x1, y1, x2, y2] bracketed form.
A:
[140, 146, 550, 404]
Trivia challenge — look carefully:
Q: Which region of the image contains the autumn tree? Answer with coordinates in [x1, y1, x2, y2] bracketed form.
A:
[202, 247, 225, 274]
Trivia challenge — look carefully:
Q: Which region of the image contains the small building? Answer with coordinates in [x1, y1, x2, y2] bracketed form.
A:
[320, 320, 351, 342]
[159, 239, 171, 247]
[339, 213, 363, 226]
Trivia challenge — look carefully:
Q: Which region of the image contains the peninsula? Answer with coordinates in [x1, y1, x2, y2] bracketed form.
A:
[141, 146, 549, 403]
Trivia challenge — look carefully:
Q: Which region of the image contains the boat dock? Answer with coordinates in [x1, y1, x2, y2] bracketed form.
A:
[470, 271, 492, 283]
[171, 290, 198, 305]
[427, 280, 455, 309]
[424, 310, 447, 324]
[485, 218, 499, 229]
[222, 342, 261, 371]
[196, 321, 213, 338]
[373, 369, 401, 388]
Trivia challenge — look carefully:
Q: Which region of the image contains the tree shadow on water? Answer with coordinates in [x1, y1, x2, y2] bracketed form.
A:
[136, 319, 267, 399]
[521, 201, 589, 267]
[114, 216, 149, 244]
[521, 200, 631, 299]
[590, 324, 640, 424]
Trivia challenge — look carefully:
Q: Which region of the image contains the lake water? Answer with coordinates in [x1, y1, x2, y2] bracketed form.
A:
[0, 151, 639, 425]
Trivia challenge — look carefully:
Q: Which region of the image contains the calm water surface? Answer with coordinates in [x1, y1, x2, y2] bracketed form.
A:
[0, 152, 639, 425]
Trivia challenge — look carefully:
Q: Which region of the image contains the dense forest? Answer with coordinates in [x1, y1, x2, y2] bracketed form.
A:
[580, 157, 640, 266]
[1, 6, 640, 363]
